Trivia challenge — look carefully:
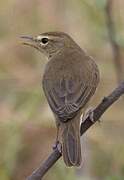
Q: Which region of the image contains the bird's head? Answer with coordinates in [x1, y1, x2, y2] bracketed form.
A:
[21, 32, 76, 58]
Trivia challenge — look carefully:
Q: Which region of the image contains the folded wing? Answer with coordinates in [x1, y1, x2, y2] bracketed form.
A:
[42, 68, 99, 122]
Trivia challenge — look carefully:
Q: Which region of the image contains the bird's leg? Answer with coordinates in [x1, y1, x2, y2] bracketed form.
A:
[52, 125, 59, 149]
[81, 107, 96, 123]
[52, 124, 62, 153]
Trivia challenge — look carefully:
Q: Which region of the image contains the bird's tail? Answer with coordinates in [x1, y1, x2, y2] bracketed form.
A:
[60, 117, 82, 167]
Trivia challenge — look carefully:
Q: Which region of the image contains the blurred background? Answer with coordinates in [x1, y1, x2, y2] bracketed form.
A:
[0, 0, 124, 179]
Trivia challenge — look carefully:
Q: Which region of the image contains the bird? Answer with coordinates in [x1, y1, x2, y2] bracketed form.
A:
[21, 32, 100, 167]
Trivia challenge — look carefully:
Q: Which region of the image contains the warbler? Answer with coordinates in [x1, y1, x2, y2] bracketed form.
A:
[21, 32, 100, 166]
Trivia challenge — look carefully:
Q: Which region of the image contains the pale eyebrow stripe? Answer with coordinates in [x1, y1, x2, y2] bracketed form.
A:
[36, 35, 57, 41]
[36, 35, 49, 40]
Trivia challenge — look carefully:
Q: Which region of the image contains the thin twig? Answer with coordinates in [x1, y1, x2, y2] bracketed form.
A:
[27, 81, 124, 180]
[105, 0, 122, 83]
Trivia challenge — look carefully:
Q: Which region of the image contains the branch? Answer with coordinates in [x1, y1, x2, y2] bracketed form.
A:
[27, 81, 124, 180]
[105, 0, 122, 83]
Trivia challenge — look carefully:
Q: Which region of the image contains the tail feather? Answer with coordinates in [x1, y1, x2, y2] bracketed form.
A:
[61, 117, 82, 166]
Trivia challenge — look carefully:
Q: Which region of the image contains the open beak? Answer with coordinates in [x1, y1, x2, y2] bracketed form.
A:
[20, 35, 40, 51]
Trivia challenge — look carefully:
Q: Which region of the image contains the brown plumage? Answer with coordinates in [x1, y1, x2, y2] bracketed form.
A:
[21, 32, 100, 167]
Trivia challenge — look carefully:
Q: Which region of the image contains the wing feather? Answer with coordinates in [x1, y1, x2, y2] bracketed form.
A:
[42, 55, 99, 122]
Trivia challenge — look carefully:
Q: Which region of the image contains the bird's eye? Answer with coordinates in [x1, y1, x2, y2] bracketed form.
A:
[41, 38, 49, 44]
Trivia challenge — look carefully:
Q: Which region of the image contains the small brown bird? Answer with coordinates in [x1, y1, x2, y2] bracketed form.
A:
[21, 32, 100, 167]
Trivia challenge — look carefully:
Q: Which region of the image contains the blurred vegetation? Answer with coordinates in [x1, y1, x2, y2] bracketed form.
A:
[0, 0, 124, 180]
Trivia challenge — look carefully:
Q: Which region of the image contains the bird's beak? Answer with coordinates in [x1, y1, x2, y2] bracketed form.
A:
[20, 35, 34, 41]
[20, 35, 40, 51]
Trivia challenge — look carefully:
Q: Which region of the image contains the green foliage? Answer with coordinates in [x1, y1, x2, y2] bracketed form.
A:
[91, 146, 113, 177]
[0, 123, 22, 179]
[13, 88, 42, 120]
[77, 0, 108, 47]
[46, 160, 76, 180]
[95, 0, 107, 9]
[105, 175, 124, 180]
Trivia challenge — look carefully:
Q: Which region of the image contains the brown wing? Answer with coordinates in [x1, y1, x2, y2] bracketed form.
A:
[42, 63, 99, 122]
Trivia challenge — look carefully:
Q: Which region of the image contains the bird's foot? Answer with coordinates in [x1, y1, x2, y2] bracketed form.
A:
[52, 140, 59, 150]
[81, 107, 96, 123]
[52, 141, 62, 153]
